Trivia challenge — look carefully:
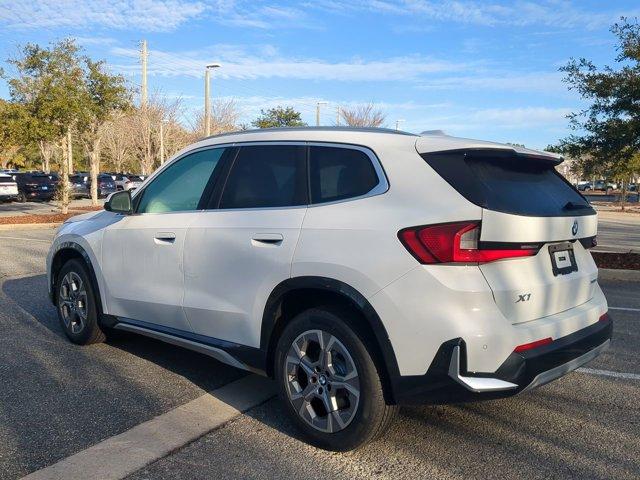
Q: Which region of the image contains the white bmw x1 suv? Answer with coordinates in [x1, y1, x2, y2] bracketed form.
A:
[47, 127, 611, 450]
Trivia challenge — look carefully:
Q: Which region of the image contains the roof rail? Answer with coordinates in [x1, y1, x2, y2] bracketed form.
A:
[202, 126, 418, 141]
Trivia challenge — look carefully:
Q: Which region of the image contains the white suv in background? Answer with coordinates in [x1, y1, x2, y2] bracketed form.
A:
[47, 128, 611, 450]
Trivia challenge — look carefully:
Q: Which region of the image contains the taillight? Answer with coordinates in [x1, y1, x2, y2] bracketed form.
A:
[398, 221, 538, 264]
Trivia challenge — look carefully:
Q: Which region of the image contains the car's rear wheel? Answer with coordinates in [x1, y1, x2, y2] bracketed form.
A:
[17, 192, 26, 203]
[275, 307, 397, 451]
[56, 259, 106, 345]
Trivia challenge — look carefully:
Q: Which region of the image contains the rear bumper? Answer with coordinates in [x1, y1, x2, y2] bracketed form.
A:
[392, 314, 612, 405]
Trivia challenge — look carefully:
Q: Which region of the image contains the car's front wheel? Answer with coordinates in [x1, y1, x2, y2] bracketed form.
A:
[56, 259, 106, 345]
[275, 307, 397, 451]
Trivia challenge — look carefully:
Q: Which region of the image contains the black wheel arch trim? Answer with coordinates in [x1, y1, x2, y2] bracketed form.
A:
[260, 276, 401, 381]
[50, 241, 104, 317]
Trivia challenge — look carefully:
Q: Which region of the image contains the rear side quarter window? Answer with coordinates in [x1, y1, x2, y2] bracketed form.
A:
[309, 146, 380, 204]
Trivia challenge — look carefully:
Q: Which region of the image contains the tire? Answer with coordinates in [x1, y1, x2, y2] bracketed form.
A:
[274, 306, 397, 451]
[55, 259, 106, 345]
[17, 191, 26, 203]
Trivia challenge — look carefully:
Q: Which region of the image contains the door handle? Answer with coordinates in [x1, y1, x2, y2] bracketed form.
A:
[251, 233, 284, 246]
[154, 232, 176, 245]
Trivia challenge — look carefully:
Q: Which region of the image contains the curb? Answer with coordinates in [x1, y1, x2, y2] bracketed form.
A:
[599, 268, 640, 282]
[0, 223, 61, 231]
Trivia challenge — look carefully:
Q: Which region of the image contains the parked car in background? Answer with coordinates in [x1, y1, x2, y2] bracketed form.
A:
[114, 173, 146, 191]
[70, 174, 90, 198]
[15, 172, 58, 202]
[628, 183, 637, 192]
[593, 180, 616, 192]
[577, 181, 593, 191]
[87, 174, 117, 198]
[0, 173, 19, 201]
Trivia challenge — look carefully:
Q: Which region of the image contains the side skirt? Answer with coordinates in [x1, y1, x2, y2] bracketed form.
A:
[112, 318, 267, 376]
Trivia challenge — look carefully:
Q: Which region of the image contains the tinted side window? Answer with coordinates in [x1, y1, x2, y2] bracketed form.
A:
[220, 145, 306, 209]
[309, 146, 379, 204]
[137, 148, 225, 213]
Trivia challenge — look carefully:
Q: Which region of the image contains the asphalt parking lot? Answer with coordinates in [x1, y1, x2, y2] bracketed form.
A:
[0, 228, 638, 480]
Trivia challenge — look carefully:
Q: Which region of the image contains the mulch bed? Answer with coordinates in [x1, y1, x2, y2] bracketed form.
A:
[592, 252, 640, 270]
[0, 206, 103, 225]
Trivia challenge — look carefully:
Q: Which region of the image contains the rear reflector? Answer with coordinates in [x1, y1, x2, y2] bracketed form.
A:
[398, 221, 538, 264]
[514, 337, 553, 353]
[599, 312, 610, 322]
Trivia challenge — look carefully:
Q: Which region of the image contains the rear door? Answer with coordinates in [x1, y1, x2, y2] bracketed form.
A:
[183, 144, 307, 347]
[420, 148, 598, 324]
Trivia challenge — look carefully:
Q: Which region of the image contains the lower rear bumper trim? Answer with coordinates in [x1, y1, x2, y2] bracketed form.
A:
[521, 338, 610, 392]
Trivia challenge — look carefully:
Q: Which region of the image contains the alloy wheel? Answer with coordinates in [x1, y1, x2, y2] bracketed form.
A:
[284, 329, 360, 433]
[58, 271, 88, 334]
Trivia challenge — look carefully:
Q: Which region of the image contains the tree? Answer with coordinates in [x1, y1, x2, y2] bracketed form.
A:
[192, 98, 241, 137]
[556, 18, 640, 210]
[339, 103, 386, 127]
[5, 39, 89, 213]
[80, 58, 130, 205]
[252, 106, 306, 128]
[0, 100, 28, 168]
[127, 94, 190, 174]
[102, 113, 132, 173]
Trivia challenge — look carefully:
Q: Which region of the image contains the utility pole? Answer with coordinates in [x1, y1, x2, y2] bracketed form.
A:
[395, 119, 405, 131]
[140, 40, 148, 107]
[204, 63, 221, 136]
[336, 106, 340, 126]
[316, 101, 327, 127]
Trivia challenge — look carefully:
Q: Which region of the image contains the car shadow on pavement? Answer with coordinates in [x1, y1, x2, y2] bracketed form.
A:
[0, 274, 245, 479]
[2, 274, 246, 394]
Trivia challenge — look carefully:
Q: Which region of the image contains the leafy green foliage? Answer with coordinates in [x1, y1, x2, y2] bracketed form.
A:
[252, 106, 306, 128]
[555, 18, 640, 185]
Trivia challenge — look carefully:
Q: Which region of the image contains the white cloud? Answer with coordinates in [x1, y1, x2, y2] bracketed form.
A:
[417, 72, 566, 93]
[110, 45, 473, 81]
[0, 0, 207, 32]
[308, 0, 640, 30]
[407, 106, 573, 136]
[0, 0, 312, 32]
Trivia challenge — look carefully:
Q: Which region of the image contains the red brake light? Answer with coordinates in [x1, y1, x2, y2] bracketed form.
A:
[398, 221, 538, 264]
[514, 337, 553, 353]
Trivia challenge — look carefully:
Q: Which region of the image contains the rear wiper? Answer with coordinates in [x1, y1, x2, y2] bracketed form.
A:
[563, 201, 592, 211]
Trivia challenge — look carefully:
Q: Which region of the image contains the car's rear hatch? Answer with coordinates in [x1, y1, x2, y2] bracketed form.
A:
[418, 141, 598, 324]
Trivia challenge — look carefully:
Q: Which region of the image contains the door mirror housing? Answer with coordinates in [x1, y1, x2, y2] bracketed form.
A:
[105, 190, 132, 215]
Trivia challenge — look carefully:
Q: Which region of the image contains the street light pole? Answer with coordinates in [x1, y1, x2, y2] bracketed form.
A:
[204, 63, 221, 137]
[395, 119, 405, 131]
[316, 101, 328, 127]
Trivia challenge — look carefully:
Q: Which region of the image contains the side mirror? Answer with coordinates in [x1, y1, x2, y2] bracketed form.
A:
[105, 190, 132, 215]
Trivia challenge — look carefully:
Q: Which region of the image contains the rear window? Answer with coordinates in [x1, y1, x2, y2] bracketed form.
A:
[0, 176, 14, 184]
[421, 150, 594, 217]
[127, 175, 143, 182]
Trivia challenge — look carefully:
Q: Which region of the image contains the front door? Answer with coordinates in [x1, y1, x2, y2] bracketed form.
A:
[102, 147, 228, 331]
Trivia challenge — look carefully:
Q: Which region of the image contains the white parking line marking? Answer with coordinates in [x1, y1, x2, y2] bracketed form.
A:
[21, 375, 276, 480]
[577, 368, 640, 381]
[609, 307, 640, 313]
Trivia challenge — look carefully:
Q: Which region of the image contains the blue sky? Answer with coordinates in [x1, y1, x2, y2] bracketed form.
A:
[1, 0, 639, 149]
